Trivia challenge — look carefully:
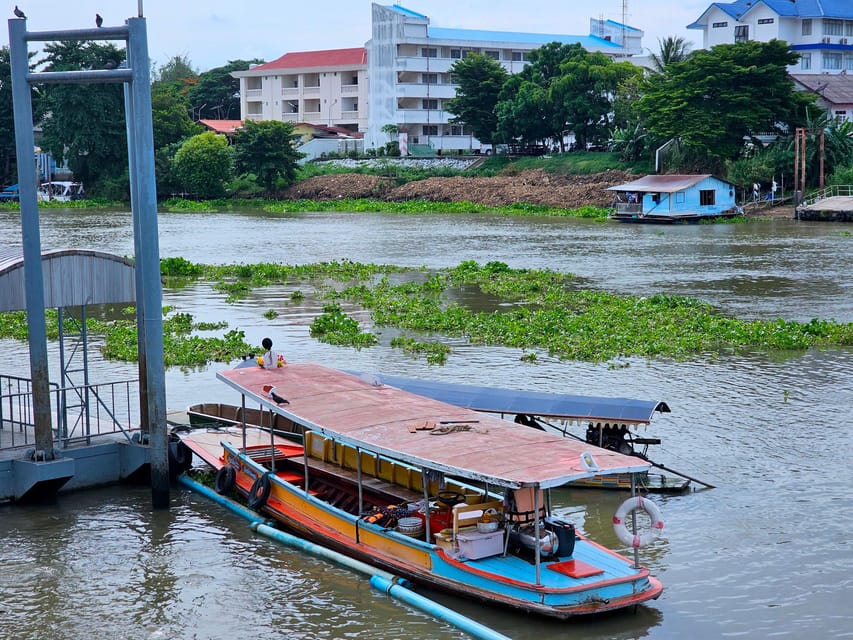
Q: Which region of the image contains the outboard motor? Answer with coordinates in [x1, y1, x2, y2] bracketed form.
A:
[509, 522, 559, 557]
[544, 517, 576, 558]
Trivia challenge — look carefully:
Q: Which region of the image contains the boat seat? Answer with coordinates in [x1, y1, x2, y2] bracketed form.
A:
[452, 499, 504, 538]
[632, 437, 661, 446]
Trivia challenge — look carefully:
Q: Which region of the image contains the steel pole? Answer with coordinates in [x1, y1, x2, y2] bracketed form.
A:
[8, 17, 55, 460]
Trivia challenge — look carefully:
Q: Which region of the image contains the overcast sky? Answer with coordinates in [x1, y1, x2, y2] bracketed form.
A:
[4, 0, 711, 72]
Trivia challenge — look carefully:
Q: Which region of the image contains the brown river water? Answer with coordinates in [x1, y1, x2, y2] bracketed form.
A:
[1, 207, 851, 639]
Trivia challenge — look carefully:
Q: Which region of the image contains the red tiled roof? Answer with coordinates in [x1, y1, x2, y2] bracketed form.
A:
[253, 47, 367, 71]
[199, 119, 244, 135]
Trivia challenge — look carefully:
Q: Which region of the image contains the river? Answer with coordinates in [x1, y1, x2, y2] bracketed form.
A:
[1, 207, 851, 639]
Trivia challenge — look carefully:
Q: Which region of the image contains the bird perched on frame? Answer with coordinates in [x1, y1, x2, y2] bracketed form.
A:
[96, 13, 103, 27]
[13, 5, 26, 18]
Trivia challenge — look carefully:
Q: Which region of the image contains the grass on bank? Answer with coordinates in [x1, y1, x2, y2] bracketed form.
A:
[2, 260, 849, 368]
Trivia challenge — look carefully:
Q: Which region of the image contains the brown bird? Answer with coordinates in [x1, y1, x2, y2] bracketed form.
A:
[95, 13, 103, 27]
[13, 5, 26, 18]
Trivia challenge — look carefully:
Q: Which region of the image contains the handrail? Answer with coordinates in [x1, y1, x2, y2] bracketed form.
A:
[0, 375, 139, 451]
[800, 184, 853, 208]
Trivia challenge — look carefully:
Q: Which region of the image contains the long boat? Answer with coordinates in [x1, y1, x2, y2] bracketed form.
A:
[179, 363, 664, 619]
[189, 371, 698, 492]
[350, 372, 702, 493]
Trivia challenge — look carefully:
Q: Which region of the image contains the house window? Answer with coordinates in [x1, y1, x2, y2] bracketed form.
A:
[450, 49, 461, 59]
[450, 125, 464, 136]
[712, 21, 728, 28]
[423, 125, 438, 136]
[422, 47, 437, 58]
[651, 193, 661, 204]
[699, 190, 716, 206]
[847, 21, 853, 36]
[801, 52, 812, 70]
[836, 110, 848, 122]
[422, 98, 438, 110]
[846, 54, 853, 70]
[734, 25, 749, 43]
[824, 19, 843, 36]
[823, 52, 842, 70]
[802, 19, 812, 36]
[484, 50, 500, 60]
[675, 192, 686, 204]
[422, 73, 438, 84]
[757, 18, 774, 25]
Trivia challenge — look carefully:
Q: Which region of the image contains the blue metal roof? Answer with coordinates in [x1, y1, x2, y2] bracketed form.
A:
[689, 0, 853, 28]
[390, 4, 427, 19]
[426, 27, 621, 48]
[350, 372, 670, 424]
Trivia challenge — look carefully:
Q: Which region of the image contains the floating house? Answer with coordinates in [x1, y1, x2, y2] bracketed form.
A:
[608, 174, 738, 223]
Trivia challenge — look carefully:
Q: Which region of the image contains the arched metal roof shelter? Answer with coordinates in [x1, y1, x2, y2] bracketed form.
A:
[0, 249, 136, 312]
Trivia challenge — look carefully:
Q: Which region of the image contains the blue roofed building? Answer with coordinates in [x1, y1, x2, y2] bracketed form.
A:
[366, 3, 644, 153]
[688, 1, 853, 74]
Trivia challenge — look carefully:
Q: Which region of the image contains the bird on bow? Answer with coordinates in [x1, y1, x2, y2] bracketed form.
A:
[13, 5, 26, 18]
[95, 13, 103, 27]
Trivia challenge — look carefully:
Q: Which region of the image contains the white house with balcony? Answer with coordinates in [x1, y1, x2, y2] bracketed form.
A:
[365, 3, 644, 153]
[688, 0, 853, 74]
[232, 47, 368, 133]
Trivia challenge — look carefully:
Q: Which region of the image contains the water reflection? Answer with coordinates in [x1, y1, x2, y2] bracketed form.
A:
[1, 207, 852, 638]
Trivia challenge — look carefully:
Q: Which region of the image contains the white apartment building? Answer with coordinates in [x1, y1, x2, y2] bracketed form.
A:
[365, 3, 643, 153]
[233, 3, 644, 155]
[688, 0, 853, 75]
[233, 47, 368, 133]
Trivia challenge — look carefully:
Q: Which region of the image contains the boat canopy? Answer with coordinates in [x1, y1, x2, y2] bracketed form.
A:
[354, 372, 669, 424]
[217, 363, 652, 490]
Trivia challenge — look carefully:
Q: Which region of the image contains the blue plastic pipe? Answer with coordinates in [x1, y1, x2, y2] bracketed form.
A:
[177, 474, 265, 525]
[370, 574, 511, 640]
[251, 522, 400, 584]
[179, 474, 510, 640]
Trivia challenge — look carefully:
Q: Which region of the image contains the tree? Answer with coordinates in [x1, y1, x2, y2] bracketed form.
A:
[150, 83, 203, 150]
[0, 47, 38, 184]
[173, 131, 233, 198]
[444, 53, 508, 144]
[38, 41, 128, 190]
[495, 42, 640, 150]
[649, 36, 692, 73]
[188, 59, 262, 121]
[233, 120, 302, 192]
[155, 54, 197, 84]
[635, 40, 815, 164]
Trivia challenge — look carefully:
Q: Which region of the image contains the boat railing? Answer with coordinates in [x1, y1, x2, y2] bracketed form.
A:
[612, 202, 643, 215]
[0, 374, 139, 451]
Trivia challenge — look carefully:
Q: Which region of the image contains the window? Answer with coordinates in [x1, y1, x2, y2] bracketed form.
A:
[712, 21, 728, 28]
[699, 190, 716, 206]
[824, 19, 843, 36]
[835, 110, 848, 123]
[802, 19, 812, 36]
[846, 54, 853, 70]
[422, 47, 437, 58]
[422, 98, 438, 110]
[847, 21, 853, 36]
[422, 73, 438, 84]
[422, 125, 438, 136]
[450, 125, 464, 136]
[484, 50, 500, 60]
[734, 25, 749, 43]
[800, 52, 812, 70]
[757, 18, 774, 25]
[675, 192, 686, 204]
[450, 49, 461, 59]
[823, 52, 842, 70]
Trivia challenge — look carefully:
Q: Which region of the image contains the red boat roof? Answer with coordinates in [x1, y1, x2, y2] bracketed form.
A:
[217, 364, 651, 490]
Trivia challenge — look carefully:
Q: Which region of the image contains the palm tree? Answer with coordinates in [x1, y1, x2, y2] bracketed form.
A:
[650, 36, 692, 73]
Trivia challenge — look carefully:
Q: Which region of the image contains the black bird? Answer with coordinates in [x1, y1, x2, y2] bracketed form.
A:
[270, 390, 289, 405]
[13, 5, 26, 18]
[95, 13, 103, 27]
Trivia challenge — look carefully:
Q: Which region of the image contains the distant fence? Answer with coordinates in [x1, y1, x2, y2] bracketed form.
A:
[0, 374, 139, 451]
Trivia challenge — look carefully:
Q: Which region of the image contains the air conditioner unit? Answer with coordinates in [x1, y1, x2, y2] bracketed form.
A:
[842, 38, 849, 45]
[820, 36, 829, 43]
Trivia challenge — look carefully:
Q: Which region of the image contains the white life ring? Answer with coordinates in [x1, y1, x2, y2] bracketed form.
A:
[612, 496, 664, 548]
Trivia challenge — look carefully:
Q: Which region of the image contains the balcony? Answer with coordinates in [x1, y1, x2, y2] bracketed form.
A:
[395, 56, 453, 73]
[397, 109, 452, 124]
[396, 83, 456, 99]
[245, 89, 262, 99]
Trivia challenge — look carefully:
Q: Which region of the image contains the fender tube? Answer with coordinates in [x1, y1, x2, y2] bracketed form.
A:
[177, 473, 265, 525]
